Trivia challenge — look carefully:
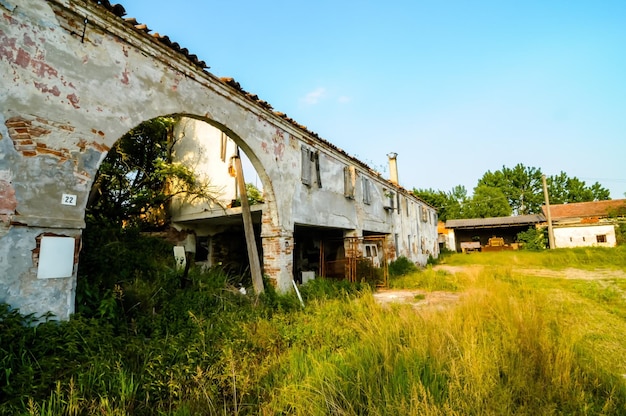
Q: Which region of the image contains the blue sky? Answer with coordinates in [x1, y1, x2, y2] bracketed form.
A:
[122, 1, 626, 198]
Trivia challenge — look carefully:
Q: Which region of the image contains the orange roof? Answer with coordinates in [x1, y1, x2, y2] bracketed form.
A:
[542, 199, 626, 220]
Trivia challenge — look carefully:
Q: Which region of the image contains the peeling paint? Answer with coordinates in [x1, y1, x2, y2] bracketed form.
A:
[1, 0, 438, 321]
[34, 81, 61, 96]
[66, 93, 79, 108]
[0, 171, 16, 225]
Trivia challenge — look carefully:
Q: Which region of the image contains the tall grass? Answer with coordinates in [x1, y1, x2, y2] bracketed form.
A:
[445, 245, 626, 269]
[3, 249, 626, 414]
[247, 268, 626, 415]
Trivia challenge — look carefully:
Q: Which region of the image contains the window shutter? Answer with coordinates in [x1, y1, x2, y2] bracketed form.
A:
[363, 178, 371, 205]
[344, 166, 356, 198]
[301, 146, 311, 186]
[314, 151, 322, 188]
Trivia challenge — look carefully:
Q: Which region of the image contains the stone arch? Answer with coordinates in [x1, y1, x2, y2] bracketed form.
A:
[0, 0, 298, 319]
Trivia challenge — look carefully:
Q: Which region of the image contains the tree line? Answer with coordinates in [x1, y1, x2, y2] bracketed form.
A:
[413, 164, 611, 221]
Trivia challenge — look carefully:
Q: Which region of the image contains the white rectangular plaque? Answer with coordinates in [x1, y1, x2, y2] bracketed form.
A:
[37, 236, 75, 279]
[61, 194, 77, 206]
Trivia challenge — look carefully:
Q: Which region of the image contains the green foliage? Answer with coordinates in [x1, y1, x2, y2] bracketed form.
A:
[616, 222, 626, 246]
[88, 117, 220, 230]
[414, 185, 468, 221]
[245, 182, 264, 204]
[548, 171, 611, 204]
[6, 248, 626, 414]
[466, 184, 512, 218]
[516, 226, 547, 251]
[390, 267, 461, 291]
[478, 163, 544, 215]
[416, 164, 611, 219]
[444, 246, 626, 269]
[298, 277, 368, 301]
[76, 221, 173, 316]
[388, 255, 418, 277]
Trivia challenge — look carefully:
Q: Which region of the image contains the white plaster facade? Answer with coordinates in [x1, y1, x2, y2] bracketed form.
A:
[553, 224, 616, 248]
[170, 119, 439, 274]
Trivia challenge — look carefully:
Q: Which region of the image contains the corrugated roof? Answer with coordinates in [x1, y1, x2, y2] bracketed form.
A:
[542, 199, 626, 220]
[446, 214, 545, 229]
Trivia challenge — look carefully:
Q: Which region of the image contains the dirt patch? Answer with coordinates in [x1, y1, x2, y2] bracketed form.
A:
[517, 268, 626, 280]
[373, 289, 461, 310]
[433, 264, 626, 281]
[373, 264, 626, 309]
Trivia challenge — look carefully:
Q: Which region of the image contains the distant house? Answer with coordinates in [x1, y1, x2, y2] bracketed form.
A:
[445, 214, 545, 253]
[542, 199, 626, 248]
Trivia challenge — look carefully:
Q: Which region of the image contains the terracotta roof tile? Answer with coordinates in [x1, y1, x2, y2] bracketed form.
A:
[88, 0, 432, 206]
[543, 199, 626, 219]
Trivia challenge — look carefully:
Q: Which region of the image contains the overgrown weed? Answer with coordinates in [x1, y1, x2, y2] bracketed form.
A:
[4, 248, 626, 414]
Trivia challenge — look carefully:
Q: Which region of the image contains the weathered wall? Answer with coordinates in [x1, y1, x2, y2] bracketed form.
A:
[0, 0, 437, 319]
[553, 224, 616, 248]
[170, 119, 439, 267]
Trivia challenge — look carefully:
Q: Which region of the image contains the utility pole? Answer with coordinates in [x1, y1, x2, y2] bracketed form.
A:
[233, 150, 264, 294]
[542, 174, 555, 249]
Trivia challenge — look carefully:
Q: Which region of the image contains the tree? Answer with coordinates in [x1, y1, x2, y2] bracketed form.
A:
[87, 117, 220, 230]
[477, 164, 543, 215]
[546, 171, 610, 204]
[415, 165, 611, 220]
[465, 185, 512, 218]
[413, 185, 469, 221]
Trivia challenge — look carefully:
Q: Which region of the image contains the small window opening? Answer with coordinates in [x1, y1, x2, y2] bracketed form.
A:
[363, 178, 371, 205]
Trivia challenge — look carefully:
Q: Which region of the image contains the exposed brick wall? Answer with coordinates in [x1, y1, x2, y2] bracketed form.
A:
[261, 235, 294, 284]
[4, 115, 109, 161]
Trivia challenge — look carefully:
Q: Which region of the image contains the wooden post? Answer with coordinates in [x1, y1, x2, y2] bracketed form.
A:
[233, 152, 264, 294]
[542, 174, 556, 249]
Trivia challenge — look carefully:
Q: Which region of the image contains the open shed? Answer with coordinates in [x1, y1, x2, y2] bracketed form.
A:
[445, 214, 546, 252]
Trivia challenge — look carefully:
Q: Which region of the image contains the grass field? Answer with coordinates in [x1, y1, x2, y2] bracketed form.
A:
[3, 247, 626, 415]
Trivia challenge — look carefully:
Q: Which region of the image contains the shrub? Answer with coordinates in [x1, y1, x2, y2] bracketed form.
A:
[616, 222, 626, 246]
[516, 226, 547, 251]
[388, 256, 418, 277]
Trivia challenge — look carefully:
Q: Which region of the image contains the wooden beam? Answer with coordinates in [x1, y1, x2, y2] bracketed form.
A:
[234, 153, 265, 294]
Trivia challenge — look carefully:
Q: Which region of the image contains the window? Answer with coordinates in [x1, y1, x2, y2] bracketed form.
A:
[362, 177, 371, 205]
[301, 146, 321, 187]
[301, 146, 312, 186]
[383, 189, 395, 210]
[596, 234, 607, 243]
[420, 205, 428, 222]
[344, 166, 356, 199]
[314, 151, 322, 187]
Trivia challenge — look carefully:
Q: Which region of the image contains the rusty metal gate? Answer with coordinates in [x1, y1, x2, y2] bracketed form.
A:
[319, 234, 389, 287]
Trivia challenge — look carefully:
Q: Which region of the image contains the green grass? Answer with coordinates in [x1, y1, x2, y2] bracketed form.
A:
[443, 245, 626, 269]
[3, 248, 626, 415]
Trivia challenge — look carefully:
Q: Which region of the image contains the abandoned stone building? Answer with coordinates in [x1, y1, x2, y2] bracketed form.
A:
[0, 0, 438, 320]
[170, 119, 439, 283]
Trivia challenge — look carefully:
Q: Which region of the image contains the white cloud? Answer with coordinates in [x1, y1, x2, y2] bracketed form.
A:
[337, 95, 352, 104]
[302, 87, 326, 105]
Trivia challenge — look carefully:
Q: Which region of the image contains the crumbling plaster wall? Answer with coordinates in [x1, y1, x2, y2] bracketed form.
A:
[170, 119, 440, 268]
[0, 0, 312, 318]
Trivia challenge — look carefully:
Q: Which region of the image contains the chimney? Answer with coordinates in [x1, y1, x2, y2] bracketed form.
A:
[387, 152, 398, 185]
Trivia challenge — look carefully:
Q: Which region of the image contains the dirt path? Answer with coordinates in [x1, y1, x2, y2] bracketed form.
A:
[373, 264, 626, 309]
